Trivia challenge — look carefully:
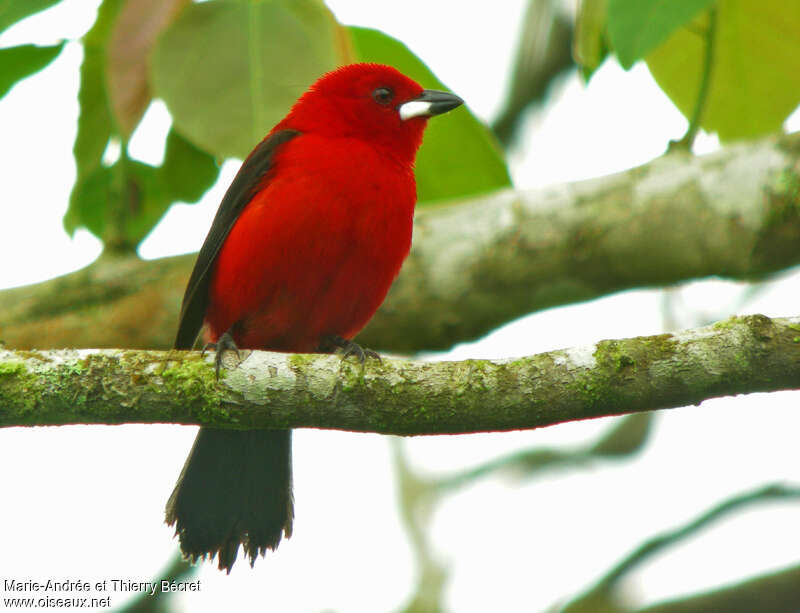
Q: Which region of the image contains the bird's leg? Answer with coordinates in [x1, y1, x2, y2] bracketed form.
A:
[319, 334, 381, 364]
[202, 329, 241, 379]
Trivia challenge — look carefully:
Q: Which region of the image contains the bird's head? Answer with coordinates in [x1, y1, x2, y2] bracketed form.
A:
[279, 63, 463, 163]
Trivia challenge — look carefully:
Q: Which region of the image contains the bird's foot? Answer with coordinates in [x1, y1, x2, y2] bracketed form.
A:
[320, 335, 381, 365]
[202, 331, 241, 379]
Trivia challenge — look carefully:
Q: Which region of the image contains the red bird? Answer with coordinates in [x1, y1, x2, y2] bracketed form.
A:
[166, 63, 462, 572]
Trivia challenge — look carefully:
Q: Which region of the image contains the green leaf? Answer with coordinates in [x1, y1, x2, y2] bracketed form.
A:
[0, 0, 62, 35]
[574, 0, 609, 80]
[66, 130, 219, 247]
[108, 130, 218, 246]
[160, 129, 220, 204]
[66, 166, 114, 240]
[608, 0, 715, 69]
[349, 26, 511, 205]
[71, 39, 110, 179]
[151, 0, 347, 159]
[646, 0, 800, 141]
[65, 0, 124, 238]
[121, 132, 219, 245]
[0, 43, 64, 99]
[121, 159, 174, 245]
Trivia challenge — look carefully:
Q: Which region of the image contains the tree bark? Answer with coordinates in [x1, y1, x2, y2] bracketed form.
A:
[1, 314, 798, 433]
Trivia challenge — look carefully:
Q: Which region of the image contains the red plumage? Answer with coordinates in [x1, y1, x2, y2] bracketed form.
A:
[166, 63, 462, 571]
[206, 133, 416, 351]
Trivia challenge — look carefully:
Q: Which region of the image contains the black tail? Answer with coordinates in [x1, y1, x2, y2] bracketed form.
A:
[165, 428, 293, 572]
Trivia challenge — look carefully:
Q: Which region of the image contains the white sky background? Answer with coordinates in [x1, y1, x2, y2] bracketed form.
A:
[1, 1, 799, 612]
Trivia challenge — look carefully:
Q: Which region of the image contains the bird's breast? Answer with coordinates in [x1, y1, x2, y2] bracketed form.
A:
[205, 135, 417, 351]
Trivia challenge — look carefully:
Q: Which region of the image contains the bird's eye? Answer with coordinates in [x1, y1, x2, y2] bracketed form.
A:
[372, 87, 393, 105]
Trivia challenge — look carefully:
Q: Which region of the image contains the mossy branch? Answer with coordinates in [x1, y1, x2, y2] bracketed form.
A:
[1, 314, 798, 432]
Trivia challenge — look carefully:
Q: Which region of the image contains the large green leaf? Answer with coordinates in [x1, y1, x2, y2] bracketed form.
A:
[646, 0, 800, 141]
[349, 26, 511, 205]
[0, 0, 62, 35]
[608, 0, 715, 69]
[151, 0, 347, 159]
[0, 43, 64, 99]
[65, 0, 122, 238]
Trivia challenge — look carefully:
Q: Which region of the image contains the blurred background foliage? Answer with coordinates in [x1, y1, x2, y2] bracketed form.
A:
[6, 0, 798, 254]
[1, 0, 799, 611]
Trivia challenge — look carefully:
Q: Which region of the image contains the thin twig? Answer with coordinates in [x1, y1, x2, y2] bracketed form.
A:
[562, 483, 800, 612]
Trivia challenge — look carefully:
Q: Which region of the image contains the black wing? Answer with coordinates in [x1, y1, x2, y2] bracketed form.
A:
[173, 129, 301, 349]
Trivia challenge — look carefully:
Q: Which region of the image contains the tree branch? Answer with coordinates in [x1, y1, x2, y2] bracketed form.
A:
[635, 562, 800, 613]
[562, 483, 800, 613]
[435, 413, 653, 492]
[1, 134, 798, 353]
[1, 314, 798, 432]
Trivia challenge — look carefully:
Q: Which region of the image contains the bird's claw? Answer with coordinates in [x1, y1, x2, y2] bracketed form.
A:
[342, 343, 381, 364]
[321, 335, 381, 365]
[202, 331, 241, 379]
